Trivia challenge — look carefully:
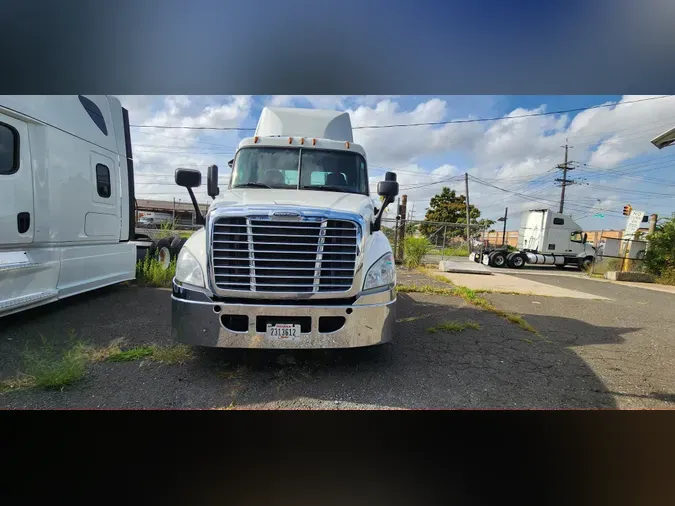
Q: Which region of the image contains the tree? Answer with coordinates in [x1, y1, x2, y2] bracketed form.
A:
[419, 187, 491, 240]
[644, 217, 675, 278]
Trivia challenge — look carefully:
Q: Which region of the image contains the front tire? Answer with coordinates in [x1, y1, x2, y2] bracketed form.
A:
[154, 238, 174, 270]
[579, 256, 594, 271]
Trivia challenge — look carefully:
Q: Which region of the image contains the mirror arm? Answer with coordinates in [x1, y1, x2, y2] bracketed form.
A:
[186, 187, 205, 226]
[372, 195, 394, 233]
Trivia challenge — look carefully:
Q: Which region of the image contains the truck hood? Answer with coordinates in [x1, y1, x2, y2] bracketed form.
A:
[210, 189, 376, 217]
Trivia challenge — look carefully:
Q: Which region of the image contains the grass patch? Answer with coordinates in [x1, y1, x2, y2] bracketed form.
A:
[426, 320, 481, 333]
[0, 376, 36, 394]
[15, 334, 89, 390]
[427, 247, 470, 257]
[150, 344, 193, 364]
[1, 337, 193, 394]
[397, 277, 539, 335]
[136, 254, 176, 288]
[107, 346, 154, 362]
[106, 344, 193, 364]
[396, 314, 433, 323]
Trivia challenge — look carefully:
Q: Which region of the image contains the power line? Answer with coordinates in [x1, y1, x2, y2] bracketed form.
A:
[129, 96, 672, 132]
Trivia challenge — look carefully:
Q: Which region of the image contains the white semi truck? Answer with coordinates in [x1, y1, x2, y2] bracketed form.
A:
[471, 209, 596, 270]
[171, 106, 399, 349]
[0, 95, 185, 317]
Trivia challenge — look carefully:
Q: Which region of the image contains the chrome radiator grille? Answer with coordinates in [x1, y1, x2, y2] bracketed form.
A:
[211, 217, 358, 293]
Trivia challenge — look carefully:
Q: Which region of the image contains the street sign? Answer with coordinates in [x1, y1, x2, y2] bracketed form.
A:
[593, 213, 605, 218]
[623, 210, 645, 239]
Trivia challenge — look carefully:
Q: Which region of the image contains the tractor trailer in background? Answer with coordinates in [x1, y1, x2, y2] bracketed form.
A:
[471, 209, 596, 270]
[0, 95, 186, 317]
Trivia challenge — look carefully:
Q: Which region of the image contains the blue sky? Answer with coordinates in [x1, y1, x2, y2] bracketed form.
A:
[119, 94, 675, 231]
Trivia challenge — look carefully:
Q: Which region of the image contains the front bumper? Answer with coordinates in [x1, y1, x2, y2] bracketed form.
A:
[171, 281, 396, 349]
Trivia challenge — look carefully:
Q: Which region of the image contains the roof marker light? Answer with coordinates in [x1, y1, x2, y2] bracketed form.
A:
[345, 141, 350, 149]
[254, 136, 259, 143]
[300, 138, 305, 145]
[312, 138, 317, 146]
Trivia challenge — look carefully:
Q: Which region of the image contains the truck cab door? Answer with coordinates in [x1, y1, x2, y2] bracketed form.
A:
[0, 113, 34, 245]
[569, 231, 585, 254]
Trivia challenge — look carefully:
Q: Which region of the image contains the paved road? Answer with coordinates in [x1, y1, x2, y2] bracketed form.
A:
[485, 272, 675, 408]
[0, 272, 672, 409]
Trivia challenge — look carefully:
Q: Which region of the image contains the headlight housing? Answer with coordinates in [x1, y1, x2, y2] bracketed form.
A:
[363, 252, 395, 290]
[175, 247, 205, 288]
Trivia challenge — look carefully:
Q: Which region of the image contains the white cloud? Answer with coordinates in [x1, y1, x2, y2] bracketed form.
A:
[118, 94, 675, 228]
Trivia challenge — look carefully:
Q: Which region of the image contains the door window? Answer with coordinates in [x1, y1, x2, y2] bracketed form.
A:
[0, 122, 19, 174]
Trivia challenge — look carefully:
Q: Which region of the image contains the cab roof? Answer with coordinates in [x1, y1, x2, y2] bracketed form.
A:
[255, 106, 354, 142]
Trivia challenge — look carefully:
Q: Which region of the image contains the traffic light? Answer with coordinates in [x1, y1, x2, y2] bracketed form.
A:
[623, 204, 632, 216]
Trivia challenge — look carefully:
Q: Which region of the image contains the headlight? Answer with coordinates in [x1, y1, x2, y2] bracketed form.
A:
[175, 247, 205, 288]
[363, 252, 395, 290]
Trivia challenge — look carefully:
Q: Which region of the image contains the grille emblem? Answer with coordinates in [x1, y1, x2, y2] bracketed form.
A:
[270, 211, 301, 221]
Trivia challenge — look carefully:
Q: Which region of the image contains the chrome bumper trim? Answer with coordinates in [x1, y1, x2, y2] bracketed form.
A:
[171, 282, 395, 349]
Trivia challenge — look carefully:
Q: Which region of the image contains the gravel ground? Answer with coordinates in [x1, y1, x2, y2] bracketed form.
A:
[0, 271, 672, 409]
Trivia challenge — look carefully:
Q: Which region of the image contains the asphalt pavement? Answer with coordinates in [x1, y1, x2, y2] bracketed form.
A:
[0, 270, 672, 409]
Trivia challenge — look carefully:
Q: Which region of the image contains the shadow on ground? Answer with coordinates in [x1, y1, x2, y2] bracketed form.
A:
[0, 284, 642, 409]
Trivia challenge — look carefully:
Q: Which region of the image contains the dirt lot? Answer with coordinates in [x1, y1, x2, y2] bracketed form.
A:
[0, 269, 673, 409]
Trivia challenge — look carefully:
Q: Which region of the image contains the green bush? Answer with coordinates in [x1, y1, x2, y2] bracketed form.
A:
[644, 218, 675, 277]
[404, 236, 431, 268]
[136, 253, 176, 287]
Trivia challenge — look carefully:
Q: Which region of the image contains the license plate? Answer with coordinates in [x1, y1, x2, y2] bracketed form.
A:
[266, 323, 301, 339]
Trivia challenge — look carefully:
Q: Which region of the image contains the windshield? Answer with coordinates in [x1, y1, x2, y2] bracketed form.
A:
[230, 147, 369, 195]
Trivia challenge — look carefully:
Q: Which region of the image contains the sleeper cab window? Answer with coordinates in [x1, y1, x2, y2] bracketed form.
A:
[96, 163, 111, 198]
[553, 218, 564, 225]
[0, 122, 19, 175]
[78, 95, 108, 136]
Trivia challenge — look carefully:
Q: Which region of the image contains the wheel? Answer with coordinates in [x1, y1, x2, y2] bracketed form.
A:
[153, 238, 174, 270]
[170, 236, 187, 257]
[579, 256, 594, 271]
[508, 253, 526, 269]
[490, 250, 507, 268]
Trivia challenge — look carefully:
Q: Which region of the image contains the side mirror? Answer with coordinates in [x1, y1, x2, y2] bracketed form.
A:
[227, 159, 234, 169]
[175, 168, 205, 226]
[378, 172, 399, 198]
[583, 233, 588, 244]
[175, 168, 201, 188]
[207, 164, 220, 199]
[372, 172, 398, 233]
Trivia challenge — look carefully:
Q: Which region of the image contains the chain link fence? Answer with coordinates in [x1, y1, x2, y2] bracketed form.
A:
[381, 218, 487, 265]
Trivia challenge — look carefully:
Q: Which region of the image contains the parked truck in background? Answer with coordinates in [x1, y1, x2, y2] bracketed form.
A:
[171, 106, 399, 349]
[0, 95, 186, 317]
[137, 211, 174, 228]
[470, 209, 596, 270]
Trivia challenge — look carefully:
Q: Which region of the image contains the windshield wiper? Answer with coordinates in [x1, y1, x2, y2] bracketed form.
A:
[233, 182, 271, 189]
[303, 185, 349, 193]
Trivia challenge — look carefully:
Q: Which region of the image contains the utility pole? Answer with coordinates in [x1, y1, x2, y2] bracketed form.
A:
[465, 173, 471, 244]
[501, 207, 508, 248]
[408, 202, 416, 222]
[555, 141, 575, 214]
[398, 194, 407, 262]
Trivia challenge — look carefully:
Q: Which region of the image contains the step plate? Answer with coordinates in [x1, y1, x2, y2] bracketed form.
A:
[0, 290, 59, 312]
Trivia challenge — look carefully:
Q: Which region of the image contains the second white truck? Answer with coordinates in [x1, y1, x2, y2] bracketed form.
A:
[471, 209, 596, 270]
